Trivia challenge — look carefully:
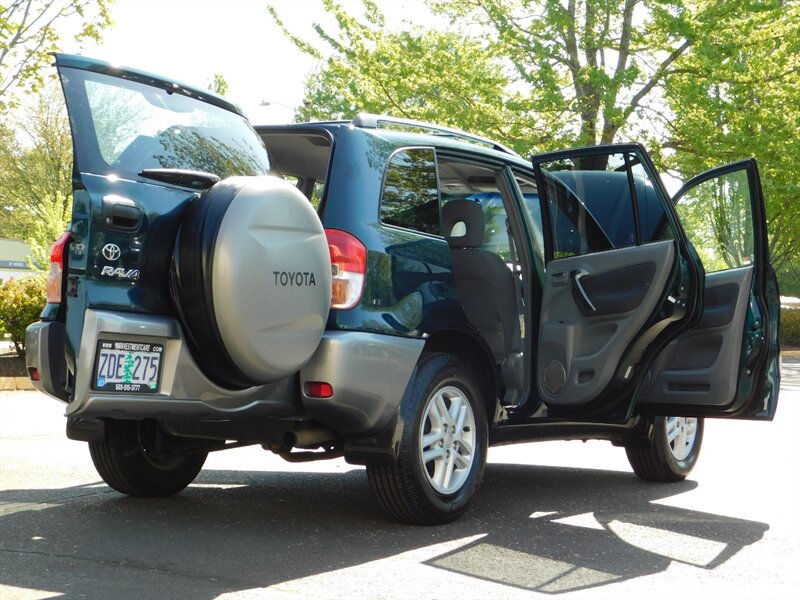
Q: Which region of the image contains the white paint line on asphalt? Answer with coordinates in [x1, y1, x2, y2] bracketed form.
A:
[188, 483, 249, 490]
[0, 501, 61, 517]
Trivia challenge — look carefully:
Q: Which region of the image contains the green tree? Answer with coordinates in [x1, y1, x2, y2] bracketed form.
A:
[429, 0, 706, 150]
[207, 73, 228, 96]
[270, 0, 518, 147]
[0, 274, 46, 357]
[0, 0, 113, 108]
[674, 169, 755, 273]
[273, 0, 769, 154]
[0, 81, 72, 261]
[273, 0, 799, 273]
[661, 1, 800, 273]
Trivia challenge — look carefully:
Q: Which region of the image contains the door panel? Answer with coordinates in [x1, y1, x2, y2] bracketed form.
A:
[639, 159, 780, 419]
[539, 241, 674, 405]
[571, 262, 656, 317]
[531, 144, 703, 417]
[639, 266, 752, 407]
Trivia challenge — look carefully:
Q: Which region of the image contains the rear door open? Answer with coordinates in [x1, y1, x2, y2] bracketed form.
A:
[531, 145, 704, 419]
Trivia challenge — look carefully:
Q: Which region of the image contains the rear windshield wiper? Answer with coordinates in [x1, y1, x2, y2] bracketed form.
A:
[139, 168, 221, 190]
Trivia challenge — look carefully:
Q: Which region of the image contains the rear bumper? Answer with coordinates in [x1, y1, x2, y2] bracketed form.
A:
[25, 320, 68, 401]
[66, 309, 300, 420]
[300, 330, 424, 435]
[29, 309, 424, 438]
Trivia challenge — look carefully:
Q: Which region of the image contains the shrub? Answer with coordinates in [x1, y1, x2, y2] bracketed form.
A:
[777, 265, 800, 299]
[781, 308, 800, 349]
[0, 275, 46, 358]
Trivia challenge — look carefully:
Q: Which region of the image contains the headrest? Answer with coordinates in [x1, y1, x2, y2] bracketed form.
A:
[442, 200, 485, 248]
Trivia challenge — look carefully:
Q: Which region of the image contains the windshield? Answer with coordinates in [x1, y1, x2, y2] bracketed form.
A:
[61, 67, 269, 182]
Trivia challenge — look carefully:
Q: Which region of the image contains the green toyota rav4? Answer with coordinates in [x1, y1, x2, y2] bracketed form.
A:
[26, 55, 780, 525]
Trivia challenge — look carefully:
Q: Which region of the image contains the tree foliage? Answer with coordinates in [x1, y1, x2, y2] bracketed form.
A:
[674, 169, 754, 273]
[207, 73, 228, 96]
[269, 0, 519, 147]
[0, 0, 113, 108]
[430, 0, 709, 150]
[272, 0, 799, 272]
[272, 0, 740, 153]
[661, 0, 800, 271]
[0, 81, 72, 263]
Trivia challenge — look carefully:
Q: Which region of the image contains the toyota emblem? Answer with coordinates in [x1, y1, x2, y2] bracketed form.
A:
[102, 243, 121, 261]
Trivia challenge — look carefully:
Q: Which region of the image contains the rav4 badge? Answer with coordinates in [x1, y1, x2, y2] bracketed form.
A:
[100, 266, 140, 280]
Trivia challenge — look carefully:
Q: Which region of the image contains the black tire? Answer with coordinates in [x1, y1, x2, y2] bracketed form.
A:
[89, 420, 207, 497]
[366, 353, 488, 525]
[626, 416, 704, 482]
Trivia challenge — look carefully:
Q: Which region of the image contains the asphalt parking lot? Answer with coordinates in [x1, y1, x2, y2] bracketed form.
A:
[0, 355, 798, 600]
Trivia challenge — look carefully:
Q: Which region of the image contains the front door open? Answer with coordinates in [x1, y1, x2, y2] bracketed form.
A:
[637, 159, 780, 419]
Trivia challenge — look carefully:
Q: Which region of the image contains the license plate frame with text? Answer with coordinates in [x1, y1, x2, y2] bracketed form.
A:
[93, 340, 164, 393]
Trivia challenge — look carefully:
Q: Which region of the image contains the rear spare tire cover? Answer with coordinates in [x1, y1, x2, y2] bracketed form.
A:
[172, 176, 331, 387]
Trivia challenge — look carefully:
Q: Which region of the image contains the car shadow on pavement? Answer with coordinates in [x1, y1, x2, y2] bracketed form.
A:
[427, 463, 764, 593]
[0, 463, 768, 599]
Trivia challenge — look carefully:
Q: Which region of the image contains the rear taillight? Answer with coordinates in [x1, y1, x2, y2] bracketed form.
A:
[46, 232, 70, 304]
[325, 229, 366, 310]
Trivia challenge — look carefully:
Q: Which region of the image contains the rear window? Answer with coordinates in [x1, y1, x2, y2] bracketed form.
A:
[61, 67, 270, 182]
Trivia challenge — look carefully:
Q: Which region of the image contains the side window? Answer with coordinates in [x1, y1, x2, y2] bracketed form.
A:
[438, 159, 509, 258]
[283, 175, 325, 211]
[537, 152, 668, 260]
[630, 158, 672, 244]
[262, 131, 332, 213]
[380, 148, 440, 235]
[675, 169, 754, 273]
[512, 171, 545, 268]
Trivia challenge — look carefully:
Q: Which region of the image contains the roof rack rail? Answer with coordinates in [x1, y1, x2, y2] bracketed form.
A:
[351, 113, 520, 157]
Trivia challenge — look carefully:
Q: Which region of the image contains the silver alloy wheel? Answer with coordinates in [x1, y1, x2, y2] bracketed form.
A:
[665, 416, 698, 461]
[419, 385, 477, 495]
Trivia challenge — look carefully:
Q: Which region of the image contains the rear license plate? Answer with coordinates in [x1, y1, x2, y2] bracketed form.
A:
[93, 340, 164, 393]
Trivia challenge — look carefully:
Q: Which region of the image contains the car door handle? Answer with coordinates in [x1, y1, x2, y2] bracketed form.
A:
[102, 195, 142, 230]
[570, 269, 596, 313]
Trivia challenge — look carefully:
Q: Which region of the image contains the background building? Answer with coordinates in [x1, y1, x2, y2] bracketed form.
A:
[0, 239, 33, 282]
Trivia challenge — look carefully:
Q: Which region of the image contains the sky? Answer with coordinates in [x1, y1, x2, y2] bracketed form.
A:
[59, 0, 437, 125]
